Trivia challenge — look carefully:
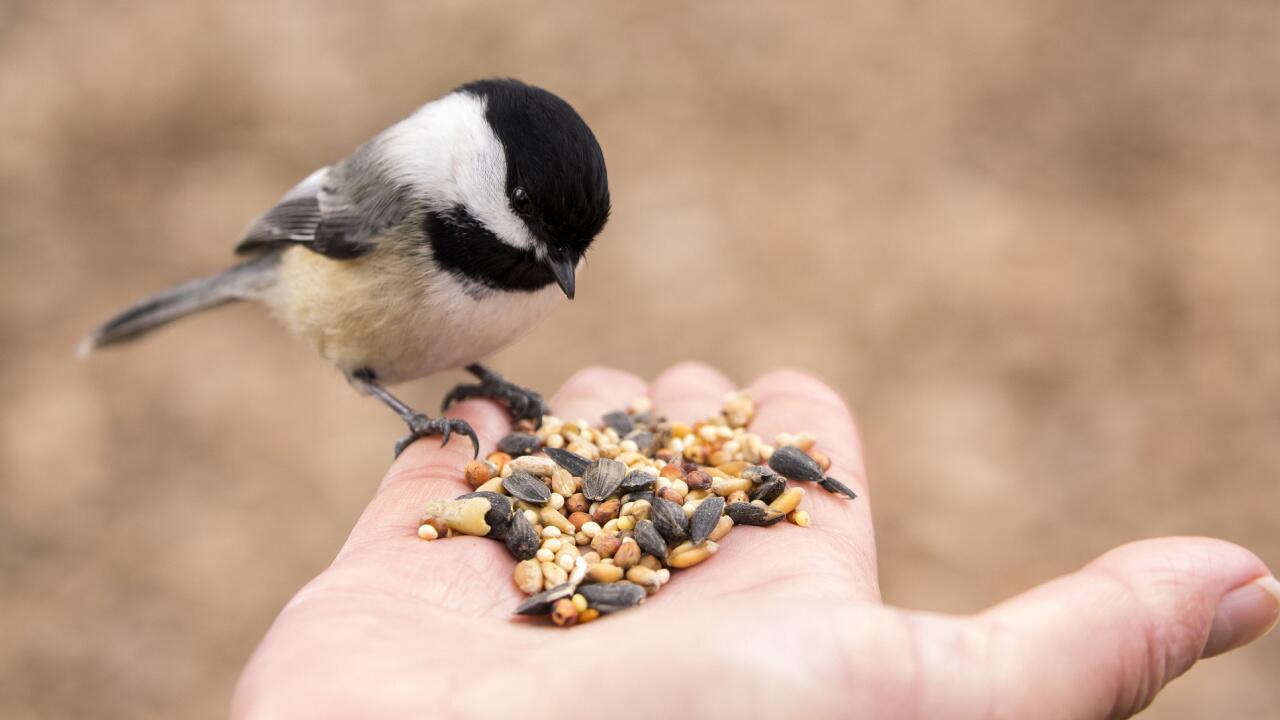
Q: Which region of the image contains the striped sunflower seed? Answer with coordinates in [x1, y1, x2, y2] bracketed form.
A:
[620, 469, 657, 493]
[633, 518, 669, 560]
[455, 491, 512, 539]
[767, 446, 825, 482]
[583, 458, 626, 501]
[515, 582, 576, 615]
[650, 496, 689, 543]
[497, 432, 540, 456]
[502, 470, 552, 505]
[689, 496, 725, 545]
[749, 476, 787, 504]
[602, 410, 635, 436]
[578, 581, 646, 613]
[504, 510, 541, 560]
[819, 476, 858, 499]
[544, 447, 591, 477]
[725, 501, 785, 527]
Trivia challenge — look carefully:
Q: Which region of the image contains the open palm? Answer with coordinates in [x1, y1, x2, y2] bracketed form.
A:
[234, 364, 1277, 720]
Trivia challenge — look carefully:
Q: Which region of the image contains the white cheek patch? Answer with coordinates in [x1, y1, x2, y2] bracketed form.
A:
[379, 92, 537, 251]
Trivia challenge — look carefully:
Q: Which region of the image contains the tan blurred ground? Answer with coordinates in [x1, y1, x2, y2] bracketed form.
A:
[2, 1, 1278, 717]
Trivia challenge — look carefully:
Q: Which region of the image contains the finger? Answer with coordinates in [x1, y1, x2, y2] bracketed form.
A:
[650, 361, 736, 424]
[746, 368, 878, 595]
[549, 366, 648, 425]
[962, 538, 1279, 719]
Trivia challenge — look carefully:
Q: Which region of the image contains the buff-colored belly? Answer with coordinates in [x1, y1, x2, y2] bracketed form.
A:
[266, 246, 564, 384]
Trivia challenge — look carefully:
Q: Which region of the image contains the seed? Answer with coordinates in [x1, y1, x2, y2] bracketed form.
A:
[625, 430, 654, 453]
[689, 496, 725, 545]
[616, 516, 635, 532]
[515, 581, 575, 615]
[707, 450, 733, 467]
[508, 455, 557, 477]
[523, 509, 538, 524]
[649, 496, 689, 543]
[602, 410, 634, 436]
[417, 523, 439, 540]
[768, 446, 824, 482]
[723, 391, 755, 427]
[503, 470, 552, 505]
[550, 598, 579, 626]
[543, 538, 562, 552]
[572, 593, 589, 613]
[579, 581, 646, 613]
[613, 538, 642, 569]
[542, 526, 562, 538]
[583, 458, 626, 501]
[586, 562, 624, 583]
[464, 460, 492, 488]
[819, 476, 858, 499]
[568, 555, 588, 586]
[423, 496, 497, 538]
[550, 470, 577, 497]
[716, 460, 748, 476]
[580, 520, 602, 538]
[475, 476, 506, 495]
[749, 476, 787, 504]
[711, 477, 752, 497]
[633, 519, 669, 560]
[625, 565, 660, 592]
[504, 511, 541, 560]
[544, 447, 592, 477]
[486, 451, 513, 470]
[565, 492, 590, 514]
[455, 491, 513, 539]
[659, 463, 684, 479]
[808, 449, 832, 472]
[684, 469, 713, 491]
[592, 497, 621, 525]
[545, 434, 565, 449]
[556, 552, 575, 571]
[724, 501, 784, 527]
[638, 554, 663, 570]
[567, 511, 592, 530]
[709, 514, 734, 541]
[497, 432, 540, 457]
[623, 499, 651, 521]
[542, 562, 569, 589]
[620, 470, 657, 493]
[726, 489, 750, 505]
[539, 506, 576, 534]
[787, 509, 812, 527]
[742, 464, 779, 484]
[769, 487, 805, 514]
[668, 540, 718, 568]
[536, 547, 554, 563]
[656, 485, 685, 505]
[590, 529, 623, 558]
[578, 608, 601, 624]
[514, 559, 543, 593]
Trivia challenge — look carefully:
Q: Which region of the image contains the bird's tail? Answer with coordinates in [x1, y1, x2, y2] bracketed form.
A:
[78, 252, 279, 356]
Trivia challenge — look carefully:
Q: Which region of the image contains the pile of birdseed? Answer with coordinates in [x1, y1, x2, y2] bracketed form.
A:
[416, 391, 857, 627]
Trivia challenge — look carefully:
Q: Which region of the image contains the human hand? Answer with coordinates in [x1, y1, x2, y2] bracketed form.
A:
[233, 363, 1279, 719]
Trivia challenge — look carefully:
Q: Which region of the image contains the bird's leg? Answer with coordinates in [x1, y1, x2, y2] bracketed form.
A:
[350, 369, 480, 459]
[441, 364, 549, 428]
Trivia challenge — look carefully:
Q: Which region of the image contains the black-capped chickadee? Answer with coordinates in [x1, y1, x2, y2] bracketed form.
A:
[80, 78, 610, 457]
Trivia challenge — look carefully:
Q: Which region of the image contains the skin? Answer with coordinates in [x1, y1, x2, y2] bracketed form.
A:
[233, 363, 1278, 720]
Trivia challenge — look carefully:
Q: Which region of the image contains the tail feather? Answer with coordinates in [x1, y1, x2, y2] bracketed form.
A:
[78, 252, 278, 356]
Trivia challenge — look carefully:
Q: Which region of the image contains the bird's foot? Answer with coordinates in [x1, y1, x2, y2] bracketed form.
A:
[395, 414, 480, 459]
[442, 365, 549, 428]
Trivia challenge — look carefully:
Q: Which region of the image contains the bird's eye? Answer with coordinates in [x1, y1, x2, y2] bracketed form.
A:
[511, 186, 533, 216]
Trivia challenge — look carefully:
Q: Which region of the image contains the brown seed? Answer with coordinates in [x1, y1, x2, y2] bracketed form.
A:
[579, 581, 646, 613]
[592, 497, 621, 525]
[590, 529, 622, 558]
[709, 514, 734, 541]
[514, 582, 574, 615]
[633, 519, 669, 560]
[668, 540, 718, 568]
[769, 487, 805, 514]
[567, 511, 592, 530]
[659, 463, 685, 479]
[707, 450, 733, 467]
[586, 562, 624, 583]
[498, 432, 540, 457]
[504, 511, 541, 560]
[513, 559, 543, 594]
[583, 458, 626, 501]
[503, 470, 552, 505]
[749, 476, 787, 503]
[513, 417, 538, 434]
[539, 506, 576, 534]
[550, 470, 578, 497]
[656, 485, 685, 505]
[819, 476, 858, 499]
[711, 477, 752, 497]
[578, 608, 601, 624]
[768, 446, 824, 482]
[545, 447, 592, 477]
[475, 476, 506, 495]
[486, 451, 513, 470]
[684, 469, 713, 491]
[689, 496, 725, 545]
[724, 501, 784, 527]
[508, 455, 557, 477]
[541, 561, 569, 589]
[787, 509, 812, 527]
[638, 554, 663, 570]
[726, 489, 750, 505]
[613, 538, 642, 570]
[649, 496, 689, 543]
[655, 448, 679, 463]
[551, 598, 579, 627]
[716, 460, 749, 476]
[464, 460, 492, 488]
[565, 492, 590, 515]
[625, 565, 661, 592]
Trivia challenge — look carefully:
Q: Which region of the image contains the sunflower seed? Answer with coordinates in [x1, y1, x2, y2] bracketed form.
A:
[602, 410, 634, 436]
[502, 470, 552, 504]
[623, 490, 655, 505]
[624, 430, 654, 453]
[819, 476, 858, 499]
[504, 511, 541, 560]
[650, 496, 689, 542]
[767, 446, 825, 482]
[742, 464, 779, 484]
[578, 581, 646, 613]
[725, 501, 784, 526]
[620, 469, 657, 493]
[749, 476, 787, 503]
[545, 447, 591, 477]
[689, 496, 725, 544]
[455, 491, 512, 538]
[514, 582, 575, 615]
[497, 432, 540, 457]
[633, 518, 669, 560]
[582, 458, 626, 501]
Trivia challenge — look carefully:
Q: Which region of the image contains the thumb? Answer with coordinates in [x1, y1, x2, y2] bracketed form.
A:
[976, 537, 1279, 719]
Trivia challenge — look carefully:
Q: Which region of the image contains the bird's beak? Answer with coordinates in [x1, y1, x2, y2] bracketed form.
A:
[548, 254, 576, 300]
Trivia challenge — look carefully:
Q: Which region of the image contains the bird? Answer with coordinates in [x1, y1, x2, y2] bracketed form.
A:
[79, 78, 611, 458]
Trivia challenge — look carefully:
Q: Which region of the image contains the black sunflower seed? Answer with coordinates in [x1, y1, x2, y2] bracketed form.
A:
[633, 519, 669, 560]
[602, 410, 635, 436]
[578, 581, 646, 613]
[742, 464, 779, 484]
[583, 458, 626, 501]
[689, 496, 725, 544]
[749, 476, 787, 504]
[456, 491, 512, 539]
[497, 432, 540, 457]
[819, 476, 858, 499]
[650, 496, 689, 543]
[623, 490, 655, 506]
[544, 447, 591, 477]
[767, 446, 825, 482]
[620, 469, 657, 493]
[502, 470, 552, 505]
[504, 511, 540, 560]
[514, 582, 575, 615]
[725, 502, 785, 527]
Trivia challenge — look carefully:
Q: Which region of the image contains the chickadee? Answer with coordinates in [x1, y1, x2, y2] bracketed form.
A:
[80, 78, 610, 457]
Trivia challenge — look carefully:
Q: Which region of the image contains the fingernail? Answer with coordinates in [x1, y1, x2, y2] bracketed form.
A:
[1201, 576, 1280, 658]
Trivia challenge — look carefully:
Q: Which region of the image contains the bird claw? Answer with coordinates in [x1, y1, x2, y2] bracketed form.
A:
[394, 414, 480, 459]
[441, 374, 548, 428]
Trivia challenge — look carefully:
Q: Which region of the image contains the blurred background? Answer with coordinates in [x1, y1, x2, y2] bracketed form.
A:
[2, 1, 1278, 717]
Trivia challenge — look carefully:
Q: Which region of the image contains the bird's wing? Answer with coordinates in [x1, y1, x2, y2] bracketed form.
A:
[234, 160, 409, 260]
